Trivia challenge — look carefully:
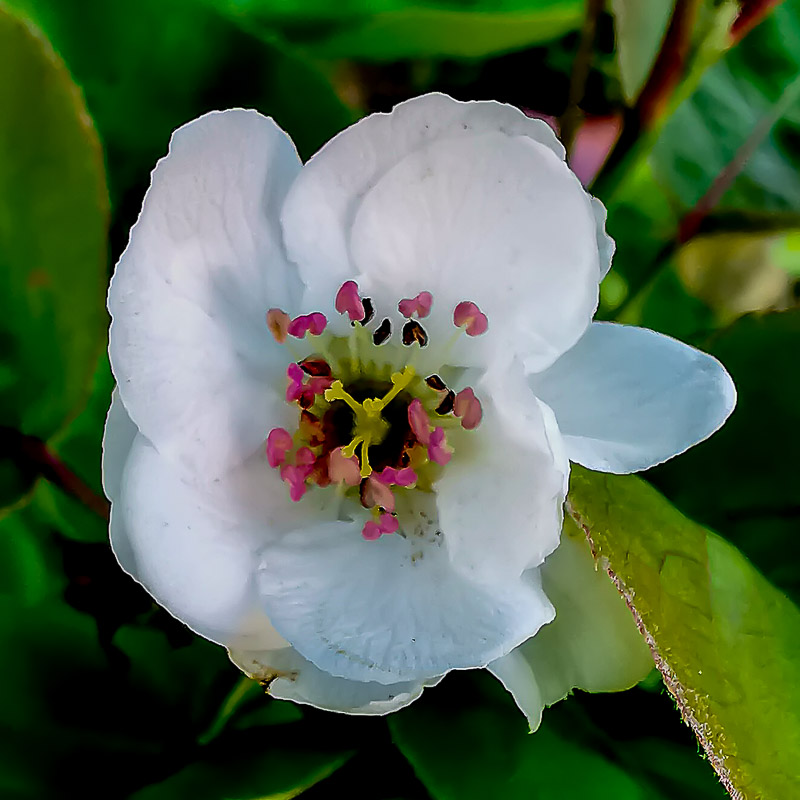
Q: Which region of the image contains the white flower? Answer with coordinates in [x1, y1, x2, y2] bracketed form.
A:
[104, 94, 735, 722]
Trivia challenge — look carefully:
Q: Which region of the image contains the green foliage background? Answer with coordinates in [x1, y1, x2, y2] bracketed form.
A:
[0, 0, 798, 797]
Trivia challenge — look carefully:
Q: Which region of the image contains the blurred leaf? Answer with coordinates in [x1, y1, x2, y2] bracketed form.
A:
[567, 466, 800, 800]
[131, 730, 351, 800]
[113, 623, 242, 736]
[602, 0, 800, 304]
[26, 354, 113, 543]
[675, 233, 796, 321]
[211, 0, 584, 60]
[8, 0, 356, 209]
[0, 5, 108, 439]
[611, 0, 675, 102]
[648, 310, 800, 605]
[0, 485, 65, 605]
[0, 599, 160, 797]
[390, 672, 646, 800]
[624, 739, 728, 800]
[651, 0, 800, 214]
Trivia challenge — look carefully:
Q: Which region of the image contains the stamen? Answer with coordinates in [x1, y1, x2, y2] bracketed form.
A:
[362, 513, 399, 541]
[361, 476, 396, 512]
[377, 467, 417, 487]
[266, 428, 293, 468]
[402, 320, 429, 347]
[280, 461, 314, 502]
[398, 291, 433, 319]
[373, 318, 392, 346]
[288, 313, 327, 338]
[335, 280, 366, 322]
[267, 308, 291, 343]
[454, 387, 483, 430]
[328, 447, 361, 486]
[408, 398, 431, 445]
[425, 374, 447, 391]
[285, 363, 307, 403]
[453, 301, 488, 336]
[299, 357, 333, 377]
[362, 297, 375, 325]
[435, 390, 456, 415]
[428, 427, 453, 465]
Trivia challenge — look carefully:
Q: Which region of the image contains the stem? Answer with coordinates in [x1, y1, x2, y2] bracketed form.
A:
[2, 427, 110, 520]
[730, 0, 785, 45]
[560, 0, 605, 153]
[679, 70, 800, 243]
[597, 0, 701, 189]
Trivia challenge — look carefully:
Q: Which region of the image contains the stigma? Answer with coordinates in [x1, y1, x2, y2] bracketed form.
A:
[265, 281, 485, 540]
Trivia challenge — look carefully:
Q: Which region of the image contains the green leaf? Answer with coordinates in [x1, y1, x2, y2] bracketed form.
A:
[0, 484, 65, 605]
[7, 0, 356, 203]
[601, 0, 800, 304]
[130, 731, 351, 800]
[567, 466, 800, 800]
[0, 4, 108, 441]
[648, 310, 800, 605]
[390, 672, 647, 800]
[0, 599, 161, 797]
[611, 0, 676, 102]
[211, 0, 585, 60]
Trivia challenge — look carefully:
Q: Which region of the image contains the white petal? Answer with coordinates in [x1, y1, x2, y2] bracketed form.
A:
[436, 364, 569, 586]
[117, 435, 305, 650]
[346, 132, 598, 371]
[281, 93, 566, 309]
[257, 517, 554, 686]
[529, 322, 737, 473]
[592, 197, 616, 279]
[488, 519, 653, 729]
[101, 389, 139, 504]
[231, 646, 442, 715]
[102, 390, 140, 574]
[108, 110, 302, 480]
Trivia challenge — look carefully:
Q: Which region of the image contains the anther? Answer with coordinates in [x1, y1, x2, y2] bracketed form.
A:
[435, 390, 456, 415]
[398, 291, 433, 319]
[266, 308, 290, 343]
[425, 374, 447, 391]
[453, 301, 488, 336]
[299, 357, 333, 378]
[335, 280, 365, 322]
[402, 320, 429, 347]
[373, 318, 392, 345]
[362, 297, 375, 325]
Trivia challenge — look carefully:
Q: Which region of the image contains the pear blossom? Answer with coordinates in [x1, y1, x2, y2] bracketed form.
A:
[103, 94, 735, 722]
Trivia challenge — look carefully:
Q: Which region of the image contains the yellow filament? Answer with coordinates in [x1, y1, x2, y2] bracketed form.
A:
[324, 367, 416, 478]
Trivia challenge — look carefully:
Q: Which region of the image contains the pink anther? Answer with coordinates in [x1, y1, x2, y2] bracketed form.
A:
[288, 312, 328, 338]
[398, 291, 433, 319]
[267, 308, 291, 343]
[362, 513, 399, 540]
[295, 447, 316, 471]
[266, 427, 293, 468]
[280, 464, 310, 502]
[408, 398, 431, 445]
[428, 427, 453, 465]
[335, 280, 365, 322]
[453, 301, 488, 336]
[307, 376, 334, 396]
[454, 387, 483, 430]
[362, 476, 396, 513]
[328, 447, 361, 487]
[377, 466, 417, 487]
[286, 363, 306, 403]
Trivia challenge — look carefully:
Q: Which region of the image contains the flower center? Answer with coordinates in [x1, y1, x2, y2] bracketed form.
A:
[265, 282, 486, 540]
